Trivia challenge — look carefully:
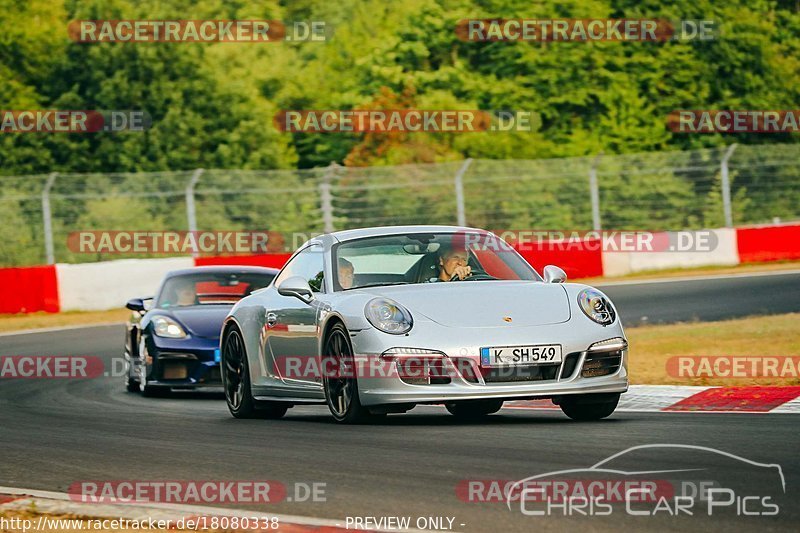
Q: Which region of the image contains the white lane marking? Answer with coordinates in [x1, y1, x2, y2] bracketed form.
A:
[501, 385, 800, 414]
[595, 268, 800, 287]
[0, 322, 124, 337]
[618, 384, 712, 411]
[771, 395, 800, 414]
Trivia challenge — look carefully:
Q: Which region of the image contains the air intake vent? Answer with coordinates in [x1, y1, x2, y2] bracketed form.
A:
[581, 350, 622, 378]
[560, 352, 582, 379]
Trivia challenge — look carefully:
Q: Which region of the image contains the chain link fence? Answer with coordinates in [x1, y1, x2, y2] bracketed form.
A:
[1, 143, 798, 267]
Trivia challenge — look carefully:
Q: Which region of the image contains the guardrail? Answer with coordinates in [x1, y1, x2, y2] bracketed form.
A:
[1, 144, 799, 267]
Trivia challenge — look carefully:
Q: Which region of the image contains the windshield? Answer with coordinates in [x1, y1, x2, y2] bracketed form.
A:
[333, 232, 540, 291]
[156, 272, 275, 308]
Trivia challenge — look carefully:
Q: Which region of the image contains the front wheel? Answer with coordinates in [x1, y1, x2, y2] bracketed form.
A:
[222, 325, 287, 419]
[445, 399, 504, 420]
[124, 356, 140, 393]
[559, 393, 620, 421]
[322, 323, 374, 424]
[125, 375, 140, 393]
[135, 337, 169, 397]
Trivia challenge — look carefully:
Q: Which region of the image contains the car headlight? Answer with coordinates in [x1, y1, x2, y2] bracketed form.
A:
[365, 298, 413, 335]
[577, 289, 616, 326]
[151, 315, 188, 338]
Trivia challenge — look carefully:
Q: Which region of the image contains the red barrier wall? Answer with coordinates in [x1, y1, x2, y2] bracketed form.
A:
[195, 248, 604, 280]
[514, 241, 604, 280]
[194, 253, 292, 269]
[0, 265, 60, 313]
[736, 224, 800, 263]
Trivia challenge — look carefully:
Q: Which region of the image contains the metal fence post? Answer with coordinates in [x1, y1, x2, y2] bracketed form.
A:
[319, 162, 338, 233]
[42, 172, 58, 264]
[720, 144, 737, 228]
[589, 153, 603, 231]
[454, 158, 472, 226]
[185, 168, 204, 257]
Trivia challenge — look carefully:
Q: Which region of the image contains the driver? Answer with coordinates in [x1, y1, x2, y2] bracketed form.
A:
[174, 279, 197, 306]
[438, 245, 471, 281]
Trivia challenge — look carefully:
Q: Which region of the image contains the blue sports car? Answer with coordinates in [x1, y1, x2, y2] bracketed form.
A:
[124, 266, 278, 396]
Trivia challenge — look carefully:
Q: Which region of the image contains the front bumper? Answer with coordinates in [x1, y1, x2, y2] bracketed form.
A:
[349, 319, 628, 406]
[143, 335, 222, 389]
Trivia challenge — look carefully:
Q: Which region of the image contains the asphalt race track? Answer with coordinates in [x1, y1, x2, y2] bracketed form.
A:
[598, 270, 800, 325]
[1, 272, 799, 532]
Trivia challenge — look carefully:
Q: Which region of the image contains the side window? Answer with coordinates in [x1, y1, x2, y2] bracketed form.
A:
[274, 244, 326, 292]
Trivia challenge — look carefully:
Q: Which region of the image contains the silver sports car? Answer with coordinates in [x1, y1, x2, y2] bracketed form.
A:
[221, 226, 628, 423]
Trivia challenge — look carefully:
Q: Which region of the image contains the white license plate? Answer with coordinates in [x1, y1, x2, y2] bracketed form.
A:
[480, 344, 562, 367]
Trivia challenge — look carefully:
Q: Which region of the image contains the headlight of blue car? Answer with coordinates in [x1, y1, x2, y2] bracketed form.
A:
[152, 315, 188, 338]
[577, 289, 616, 326]
[365, 298, 413, 334]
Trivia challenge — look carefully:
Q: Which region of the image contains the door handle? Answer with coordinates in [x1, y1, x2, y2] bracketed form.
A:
[266, 312, 278, 328]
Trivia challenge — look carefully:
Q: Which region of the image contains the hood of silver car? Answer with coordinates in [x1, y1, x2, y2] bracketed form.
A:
[367, 281, 571, 328]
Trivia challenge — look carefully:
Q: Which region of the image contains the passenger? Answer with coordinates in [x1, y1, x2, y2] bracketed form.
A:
[174, 279, 197, 306]
[338, 258, 355, 289]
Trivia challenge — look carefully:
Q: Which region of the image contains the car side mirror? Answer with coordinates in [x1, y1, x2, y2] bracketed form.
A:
[277, 276, 315, 304]
[125, 298, 146, 312]
[543, 265, 567, 284]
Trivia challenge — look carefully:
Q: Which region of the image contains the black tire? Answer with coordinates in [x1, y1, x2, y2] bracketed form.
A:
[222, 325, 288, 419]
[124, 359, 140, 393]
[445, 399, 504, 420]
[126, 376, 140, 393]
[322, 323, 374, 424]
[134, 337, 170, 397]
[559, 394, 620, 421]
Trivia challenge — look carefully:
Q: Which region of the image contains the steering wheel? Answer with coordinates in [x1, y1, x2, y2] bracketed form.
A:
[463, 273, 497, 281]
[449, 272, 496, 281]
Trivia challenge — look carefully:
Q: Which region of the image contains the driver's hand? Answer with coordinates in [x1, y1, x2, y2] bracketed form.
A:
[451, 265, 472, 280]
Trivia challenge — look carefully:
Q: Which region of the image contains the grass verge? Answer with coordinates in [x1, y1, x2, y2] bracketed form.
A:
[627, 313, 800, 386]
[0, 309, 128, 333]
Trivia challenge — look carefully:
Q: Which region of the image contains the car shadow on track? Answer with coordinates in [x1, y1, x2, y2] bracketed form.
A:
[274, 410, 626, 427]
[154, 390, 225, 400]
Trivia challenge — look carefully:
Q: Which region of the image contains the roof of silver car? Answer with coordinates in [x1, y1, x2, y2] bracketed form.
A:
[329, 225, 487, 242]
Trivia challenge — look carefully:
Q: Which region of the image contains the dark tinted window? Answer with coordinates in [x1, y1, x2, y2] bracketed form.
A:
[156, 272, 275, 307]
